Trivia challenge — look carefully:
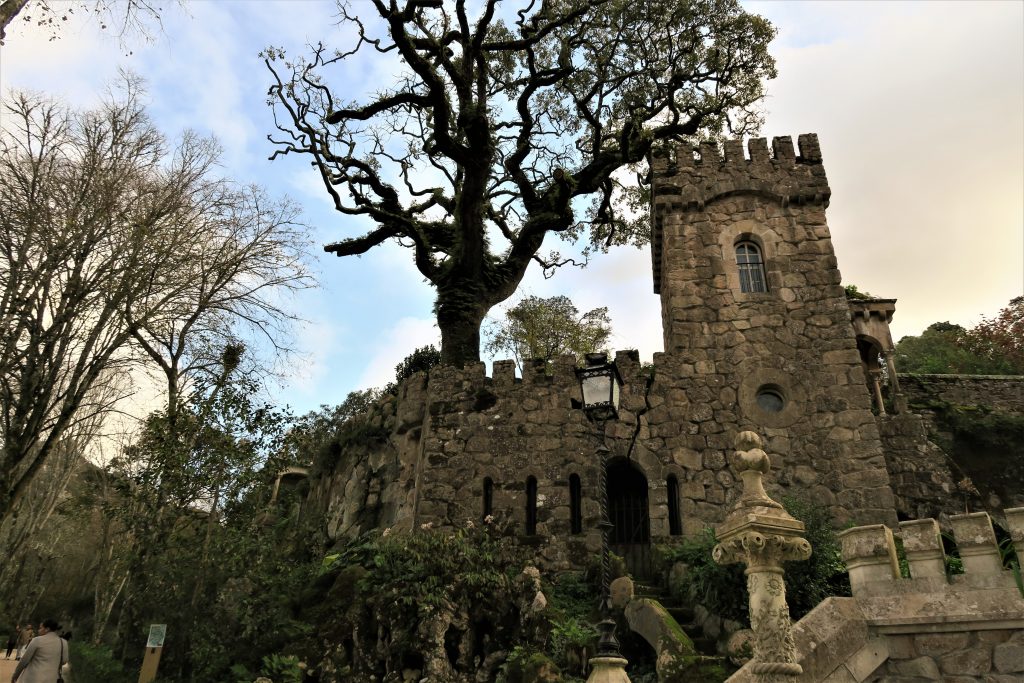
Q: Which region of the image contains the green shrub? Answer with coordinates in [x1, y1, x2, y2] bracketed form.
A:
[68, 641, 133, 683]
[660, 497, 851, 624]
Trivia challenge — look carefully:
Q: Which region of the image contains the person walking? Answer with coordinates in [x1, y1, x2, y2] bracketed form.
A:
[11, 619, 68, 683]
[3, 626, 17, 659]
[14, 626, 32, 661]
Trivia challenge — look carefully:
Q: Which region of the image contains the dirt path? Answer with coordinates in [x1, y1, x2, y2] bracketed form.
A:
[0, 655, 18, 679]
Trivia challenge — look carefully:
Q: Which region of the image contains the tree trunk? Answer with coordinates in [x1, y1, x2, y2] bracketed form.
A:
[0, 0, 29, 43]
[436, 286, 488, 368]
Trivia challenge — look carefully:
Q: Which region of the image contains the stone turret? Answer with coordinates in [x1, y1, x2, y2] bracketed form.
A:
[647, 135, 897, 526]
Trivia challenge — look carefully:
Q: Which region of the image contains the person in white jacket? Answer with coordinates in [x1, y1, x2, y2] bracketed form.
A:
[10, 619, 68, 683]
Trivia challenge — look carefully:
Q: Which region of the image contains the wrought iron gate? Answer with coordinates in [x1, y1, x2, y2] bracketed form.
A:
[607, 461, 653, 580]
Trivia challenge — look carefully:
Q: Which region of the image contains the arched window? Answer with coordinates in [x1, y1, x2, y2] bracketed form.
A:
[736, 241, 767, 293]
[482, 477, 494, 520]
[569, 474, 582, 535]
[525, 476, 538, 535]
[667, 475, 681, 536]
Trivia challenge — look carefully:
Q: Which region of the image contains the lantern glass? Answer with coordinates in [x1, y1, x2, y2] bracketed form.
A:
[576, 353, 622, 419]
[581, 372, 613, 409]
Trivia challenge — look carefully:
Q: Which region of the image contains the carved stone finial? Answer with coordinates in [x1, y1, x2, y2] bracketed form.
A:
[730, 431, 783, 512]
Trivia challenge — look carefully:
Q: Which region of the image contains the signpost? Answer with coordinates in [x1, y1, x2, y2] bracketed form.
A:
[138, 624, 166, 683]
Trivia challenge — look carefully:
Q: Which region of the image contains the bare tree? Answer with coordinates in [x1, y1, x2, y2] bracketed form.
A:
[128, 183, 314, 423]
[266, 0, 776, 366]
[0, 78, 311, 524]
[0, 0, 179, 46]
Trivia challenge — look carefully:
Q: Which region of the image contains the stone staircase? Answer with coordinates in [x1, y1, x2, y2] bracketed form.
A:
[632, 581, 721, 658]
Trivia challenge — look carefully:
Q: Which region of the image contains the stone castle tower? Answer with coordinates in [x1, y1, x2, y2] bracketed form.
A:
[648, 134, 897, 530]
[308, 134, 901, 576]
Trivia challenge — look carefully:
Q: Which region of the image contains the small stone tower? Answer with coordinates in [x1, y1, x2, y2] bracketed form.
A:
[649, 135, 896, 525]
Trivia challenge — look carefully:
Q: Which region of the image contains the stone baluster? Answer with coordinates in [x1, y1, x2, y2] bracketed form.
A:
[837, 524, 899, 596]
[713, 431, 811, 681]
[868, 368, 886, 415]
[899, 518, 945, 579]
[882, 350, 906, 413]
[1006, 507, 1024, 569]
[949, 512, 1003, 576]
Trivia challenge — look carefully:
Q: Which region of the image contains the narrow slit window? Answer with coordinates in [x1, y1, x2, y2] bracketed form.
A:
[736, 241, 767, 293]
[569, 474, 582, 535]
[525, 476, 538, 535]
[482, 477, 493, 520]
[667, 474, 682, 536]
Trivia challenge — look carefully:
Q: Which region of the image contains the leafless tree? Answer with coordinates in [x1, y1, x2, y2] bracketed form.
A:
[0, 77, 313, 525]
[0, 0, 180, 46]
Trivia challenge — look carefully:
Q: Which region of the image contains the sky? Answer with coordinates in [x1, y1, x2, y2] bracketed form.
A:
[1, 0, 1021, 419]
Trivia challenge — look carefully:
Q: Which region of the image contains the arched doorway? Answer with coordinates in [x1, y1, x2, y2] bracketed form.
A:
[607, 458, 652, 579]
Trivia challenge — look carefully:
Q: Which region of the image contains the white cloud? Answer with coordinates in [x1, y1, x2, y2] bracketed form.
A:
[356, 317, 441, 390]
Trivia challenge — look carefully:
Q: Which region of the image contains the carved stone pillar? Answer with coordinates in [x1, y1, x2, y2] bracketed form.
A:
[883, 350, 907, 413]
[713, 431, 811, 681]
[869, 368, 886, 415]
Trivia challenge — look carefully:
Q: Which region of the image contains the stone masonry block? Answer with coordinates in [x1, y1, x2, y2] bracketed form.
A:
[899, 518, 945, 579]
[838, 525, 899, 595]
[949, 512, 1003, 576]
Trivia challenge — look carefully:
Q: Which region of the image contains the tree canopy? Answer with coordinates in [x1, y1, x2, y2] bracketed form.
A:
[894, 298, 1024, 376]
[484, 294, 611, 370]
[265, 0, 776, 366]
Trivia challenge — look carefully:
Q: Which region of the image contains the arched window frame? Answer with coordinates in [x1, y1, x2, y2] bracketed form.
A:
[735, 240, 768, 293]
[569, 474, 582, 535]
[525, 476, 538, 535]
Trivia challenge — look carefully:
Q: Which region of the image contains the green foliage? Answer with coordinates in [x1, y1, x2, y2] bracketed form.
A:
[959, 296, 1024, 374]
[253, 653, 306, 683]
[313, 519, 529, 677]
[925, 402, 1024, 453]
[295, 391, 390, 477]
[895, 323, 996, 374]
[895, 299, 1024, 376]
[779, 497, 851, 617]
[484, 295, 612, 371]
[68, 641, 133, 683]
[497, 646, 561, 683]
[844, 284, 874, 300]
[385, 344, 442, 394]
[661, 497, 851, 623]
[661, 528, 749, 624]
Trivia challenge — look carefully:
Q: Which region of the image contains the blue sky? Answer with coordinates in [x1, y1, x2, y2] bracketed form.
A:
[1, 0, 1021, 419]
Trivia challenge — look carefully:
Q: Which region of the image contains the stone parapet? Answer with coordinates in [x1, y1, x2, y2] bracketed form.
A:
[841, 510, 1022, 597]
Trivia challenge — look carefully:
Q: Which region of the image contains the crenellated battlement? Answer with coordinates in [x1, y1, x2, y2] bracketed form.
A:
[649, 133, 832, 296]
[838, 508, 1024, 597]
[649, 133, 830, 214]
[402, 350, 647, 401]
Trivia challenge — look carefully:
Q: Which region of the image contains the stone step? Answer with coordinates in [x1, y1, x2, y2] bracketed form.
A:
[690, 636, 719, 657]
[666, 605, 694, 623]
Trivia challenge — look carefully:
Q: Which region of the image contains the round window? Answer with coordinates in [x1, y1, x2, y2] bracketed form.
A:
[755, 387, 785, 413]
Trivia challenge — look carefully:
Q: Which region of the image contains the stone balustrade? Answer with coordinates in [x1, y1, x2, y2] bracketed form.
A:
[839, 509, 1024, 598]
[729, 508, 1024, 682]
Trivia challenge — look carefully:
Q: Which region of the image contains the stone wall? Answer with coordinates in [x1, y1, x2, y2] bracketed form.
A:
[307, 345, 901, 564]
[876, 413, 958, 520]
[898, 373, 1024, 513]
[901, 374, 1024, 415]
